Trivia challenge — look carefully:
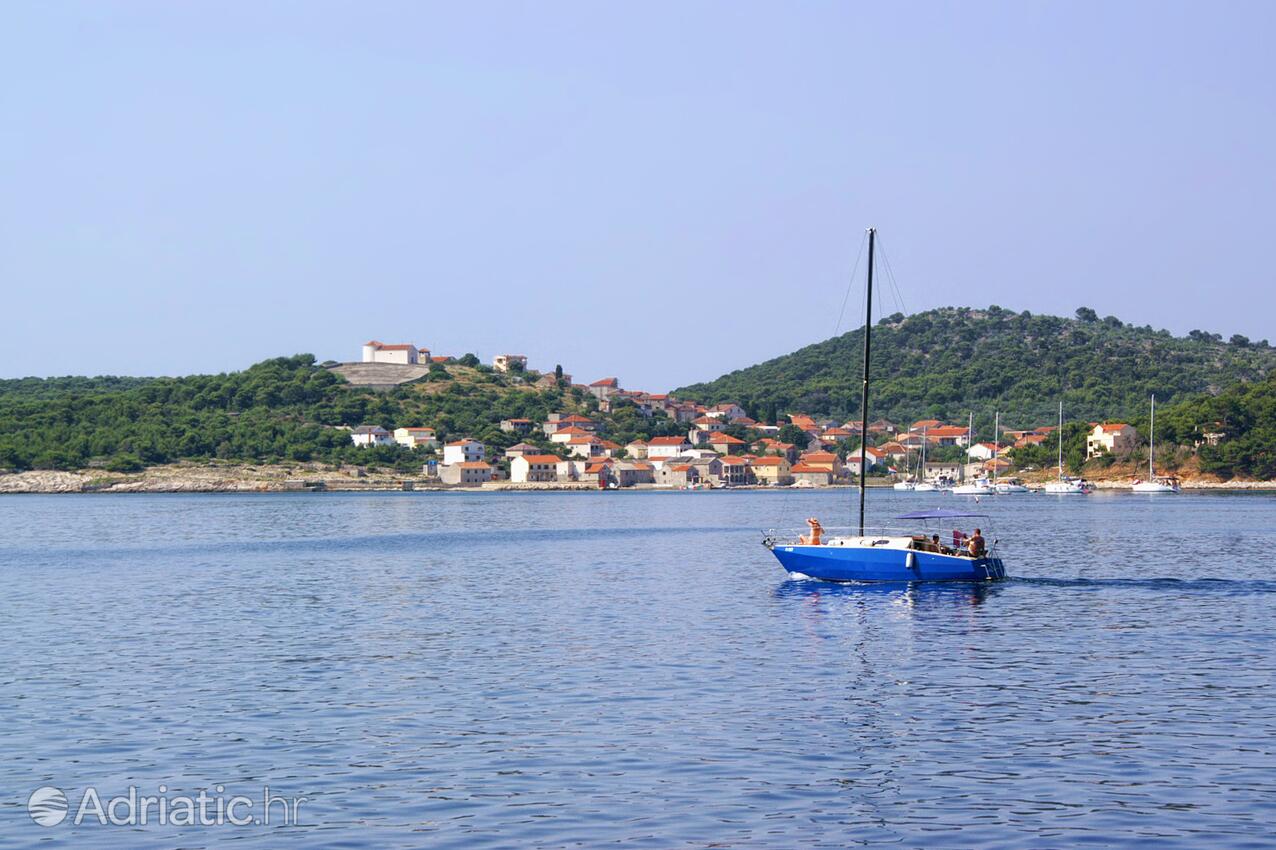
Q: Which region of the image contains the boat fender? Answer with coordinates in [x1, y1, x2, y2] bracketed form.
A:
[905, 551, 917, 570]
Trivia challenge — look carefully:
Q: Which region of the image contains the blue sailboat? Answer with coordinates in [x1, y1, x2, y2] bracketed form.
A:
[765, 508, 1006, 582]
[762, 228, 1007, 583]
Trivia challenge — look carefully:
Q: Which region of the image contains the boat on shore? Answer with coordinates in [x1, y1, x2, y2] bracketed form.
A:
[762, 228, 1007, 583]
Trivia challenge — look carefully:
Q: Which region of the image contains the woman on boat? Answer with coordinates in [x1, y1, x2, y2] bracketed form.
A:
[800, 517, 824, 546]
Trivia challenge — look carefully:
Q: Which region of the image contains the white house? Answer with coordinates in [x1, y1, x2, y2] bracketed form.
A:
[562, 436, 597, 458]
[394, 427, 438, 449]
[549, 426, 588, 445]
[442, 439, 486, 465]
[509, 454, 567, 483]
[647, 436, 694, 458]
[1087, 423, 1138, 458]
[493, 354, 528, 373]
[362, 341, 426, 365]
[966, 441, 999, 461]
[350, 425, 394, 447]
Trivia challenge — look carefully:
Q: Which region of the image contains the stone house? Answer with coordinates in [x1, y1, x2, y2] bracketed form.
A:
[439, 461, 492, 486]
[499, 418, 535, 434]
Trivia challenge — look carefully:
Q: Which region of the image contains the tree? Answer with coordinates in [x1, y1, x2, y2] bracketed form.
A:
[1075, 307, 1098, 323]
[458, 353, 480, 367]
[778, 424, 809, 446]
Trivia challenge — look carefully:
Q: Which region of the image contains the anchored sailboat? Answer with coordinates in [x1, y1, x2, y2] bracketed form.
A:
[1132, 395, 1180, 493]
[953, 412, 993, 495]
[762, 228, 1006, 583]
[1042, 401, 1093, 494]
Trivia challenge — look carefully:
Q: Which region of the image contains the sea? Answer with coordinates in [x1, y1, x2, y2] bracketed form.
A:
[1, 489, 1274, 849]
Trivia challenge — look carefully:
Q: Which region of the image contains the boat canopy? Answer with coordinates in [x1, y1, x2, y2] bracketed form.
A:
[894, 509, 990, 520]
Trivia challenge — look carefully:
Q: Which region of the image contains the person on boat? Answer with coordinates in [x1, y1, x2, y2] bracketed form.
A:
[930, 534, 949, 555]
[800, 517, 824, 546]
[967, 528, 986, 558]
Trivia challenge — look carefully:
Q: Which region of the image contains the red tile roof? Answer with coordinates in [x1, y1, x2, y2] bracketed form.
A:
[1096, 423, 1132, 433]
[753, 457, 785, 466]
[458, 462, 490, 469]
[446, 439, 479, 446]
[927, 426, 970, 437]
[522, 455, 563, 464]
[790, 463, 827, 474]
[649, 436, 691, 446]
[590, 377, 619, 387]
[710, 434, 746, 444]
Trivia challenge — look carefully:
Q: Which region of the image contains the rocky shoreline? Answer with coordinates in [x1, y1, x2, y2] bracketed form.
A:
[2, 464, 1276, 494]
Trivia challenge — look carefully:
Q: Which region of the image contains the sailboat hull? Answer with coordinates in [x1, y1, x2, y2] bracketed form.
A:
[769, 545, 1005, 583]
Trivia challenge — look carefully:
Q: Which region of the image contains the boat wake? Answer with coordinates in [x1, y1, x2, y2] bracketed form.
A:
[1009, 576, 1276, 594]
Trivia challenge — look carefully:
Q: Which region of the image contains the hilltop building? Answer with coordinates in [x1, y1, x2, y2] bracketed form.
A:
[362, 340, 429, 365]
[493, 354, 527, 373]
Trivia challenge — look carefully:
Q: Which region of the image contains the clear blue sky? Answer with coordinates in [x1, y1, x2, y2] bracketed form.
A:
[3, 2, 1274, 390]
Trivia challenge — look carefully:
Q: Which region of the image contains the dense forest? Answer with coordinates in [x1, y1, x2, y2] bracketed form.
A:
[0, 356, 685, 473]
[675, 306, 1276, 430]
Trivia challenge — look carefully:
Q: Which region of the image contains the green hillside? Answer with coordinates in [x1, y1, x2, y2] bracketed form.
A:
[0, 356, 685, 473]
[675, 306, 1276, 429]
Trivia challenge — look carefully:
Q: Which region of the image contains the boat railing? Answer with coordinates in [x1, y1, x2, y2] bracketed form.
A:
[764, 525, 1002, 557]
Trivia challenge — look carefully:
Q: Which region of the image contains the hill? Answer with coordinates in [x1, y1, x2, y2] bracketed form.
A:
[0, 355, 688, 473]
[675, 306, 1276, 429]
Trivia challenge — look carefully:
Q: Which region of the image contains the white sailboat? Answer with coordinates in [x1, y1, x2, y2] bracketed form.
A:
[991, 411, 1029, 493]
[892, 441, 916, 490]
[913, 425, 938, 491]
[1132, 395, 1180, 493]
[953, 412, 993, 495]
[1043, 401, 1093, 494]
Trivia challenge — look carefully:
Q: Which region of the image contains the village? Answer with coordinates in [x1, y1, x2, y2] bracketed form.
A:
[345, 341, 1177, 490]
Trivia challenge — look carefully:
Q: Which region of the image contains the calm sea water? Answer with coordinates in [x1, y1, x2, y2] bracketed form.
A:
[2, 490, 1274, 848]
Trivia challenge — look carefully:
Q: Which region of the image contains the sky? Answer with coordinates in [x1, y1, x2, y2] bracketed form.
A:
[2, 2, 1274, 390]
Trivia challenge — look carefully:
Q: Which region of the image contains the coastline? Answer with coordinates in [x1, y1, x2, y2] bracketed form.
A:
[3, 464, 1276, 494]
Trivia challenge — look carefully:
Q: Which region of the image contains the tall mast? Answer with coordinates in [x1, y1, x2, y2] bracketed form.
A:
[965, 412, 973, 482]
[1149, 395, 1155, 478]
[993, 411, 1000, 485]
[1057, 400, 1064, 477]
[858, 227, 875, 536]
